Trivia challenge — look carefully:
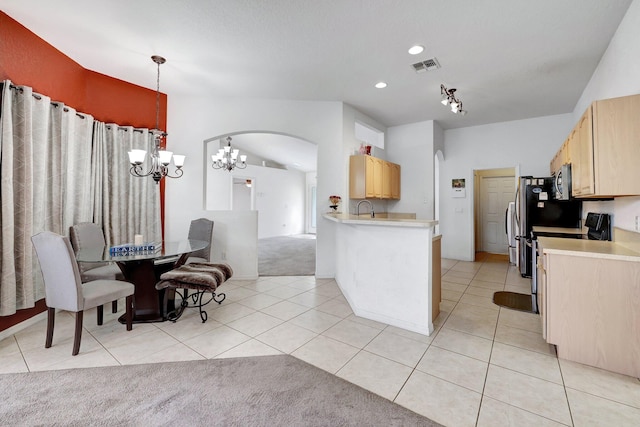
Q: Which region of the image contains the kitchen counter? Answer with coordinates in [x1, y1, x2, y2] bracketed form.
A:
[537, 236, 640, 261]
[323, 213, 437, 228]
[532, 226, 586, 236]
[325, 213, 439, 335]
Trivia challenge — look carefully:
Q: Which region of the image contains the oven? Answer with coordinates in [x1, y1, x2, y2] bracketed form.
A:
[530, 230, 585, 313]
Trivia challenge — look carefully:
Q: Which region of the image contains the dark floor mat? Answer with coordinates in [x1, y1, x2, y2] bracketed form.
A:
[493, 291, 535, 313]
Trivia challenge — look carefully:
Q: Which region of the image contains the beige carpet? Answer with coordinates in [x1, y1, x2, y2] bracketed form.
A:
[258, 234, 316, 276]
[0, 355, 440, 426]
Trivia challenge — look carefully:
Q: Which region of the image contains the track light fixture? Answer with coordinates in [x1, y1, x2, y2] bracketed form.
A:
[440, 84, 467, 115]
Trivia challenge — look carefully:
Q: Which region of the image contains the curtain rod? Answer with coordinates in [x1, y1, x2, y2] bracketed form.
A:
[7, 83, 86, 120]
[105, 125, 145, 133]
[5, 82, 147, 131]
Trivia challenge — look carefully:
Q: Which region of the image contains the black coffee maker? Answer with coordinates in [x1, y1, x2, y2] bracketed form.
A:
[585, 212, 611, 241]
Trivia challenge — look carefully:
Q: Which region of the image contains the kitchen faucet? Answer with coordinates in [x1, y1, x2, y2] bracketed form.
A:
[356, 200, 375, 218]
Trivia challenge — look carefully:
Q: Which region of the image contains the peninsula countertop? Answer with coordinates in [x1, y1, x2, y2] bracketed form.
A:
[323, 213, 438, 228]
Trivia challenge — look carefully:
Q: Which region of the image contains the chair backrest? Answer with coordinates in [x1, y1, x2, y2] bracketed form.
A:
[188, 218, 214, 261]
[31, 231, 83, 312]
[69, 223, 108, 272]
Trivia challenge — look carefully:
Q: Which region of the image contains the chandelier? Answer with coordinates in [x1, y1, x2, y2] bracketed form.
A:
[211, 136, 247, 172]
[128, 55, 185, 183]
[440, 84, 467, 115]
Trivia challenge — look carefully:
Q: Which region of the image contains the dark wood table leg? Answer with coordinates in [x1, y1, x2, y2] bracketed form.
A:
[116, 259, 175, 323]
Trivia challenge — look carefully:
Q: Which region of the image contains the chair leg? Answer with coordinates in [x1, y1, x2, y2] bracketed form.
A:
[72, 311, 84, 356]
[97, 305, 104, 325]
[112, 300, 118, 313]
[125, 295, 133, 331]
[45, 307, 55, 349]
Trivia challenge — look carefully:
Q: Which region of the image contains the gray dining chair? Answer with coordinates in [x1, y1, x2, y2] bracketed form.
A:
[70, 223, 124, 313]
[186, 218, 214, 264]
[31, 231, 134, 356]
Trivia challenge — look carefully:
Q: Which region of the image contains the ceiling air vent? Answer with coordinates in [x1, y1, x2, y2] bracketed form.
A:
[412, 57, 441, 73]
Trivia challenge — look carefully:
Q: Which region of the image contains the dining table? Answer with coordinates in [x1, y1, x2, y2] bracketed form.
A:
[76, 239, 209, 323]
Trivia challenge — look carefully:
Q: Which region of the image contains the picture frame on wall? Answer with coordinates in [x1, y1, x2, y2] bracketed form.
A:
[452, 178, 466, 197]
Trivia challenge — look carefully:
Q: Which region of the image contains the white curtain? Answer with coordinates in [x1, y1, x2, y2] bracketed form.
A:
[0, 82, 94, 315]
[92, 123, 161, 246]
[0, 81, 161, 315]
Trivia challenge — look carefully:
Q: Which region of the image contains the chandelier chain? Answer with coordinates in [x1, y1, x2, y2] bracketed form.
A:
[156, 60, 160, 131]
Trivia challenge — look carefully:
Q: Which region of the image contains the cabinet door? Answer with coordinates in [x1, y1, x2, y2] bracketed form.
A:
[431, 236, 441, 322]
[593, 94, 640, 196]
[390, 163, 401, 199]
[537, 253, 548, 340]
[575, 107, 595, 196]
[372, 157, 383, 198]
[349, 155, 366, 199]
[382, 161, 392, 198]
[365, 156, 376, 198]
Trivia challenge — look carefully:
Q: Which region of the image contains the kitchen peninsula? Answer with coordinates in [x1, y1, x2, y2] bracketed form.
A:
[324, 213, 439, 335]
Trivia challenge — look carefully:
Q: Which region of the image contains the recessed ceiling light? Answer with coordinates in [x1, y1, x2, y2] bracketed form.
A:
[375, 82, 387, 89]
[408, 45, 425, 55]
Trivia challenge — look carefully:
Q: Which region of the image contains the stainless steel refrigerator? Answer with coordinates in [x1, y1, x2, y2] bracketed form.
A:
[516, 176, 582, 277]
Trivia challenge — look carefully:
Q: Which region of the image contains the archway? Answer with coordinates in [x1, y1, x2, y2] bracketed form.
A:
[203, 131, 318, 276]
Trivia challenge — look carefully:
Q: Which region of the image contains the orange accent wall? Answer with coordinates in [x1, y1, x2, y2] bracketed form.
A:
[0, 11, 167, 330]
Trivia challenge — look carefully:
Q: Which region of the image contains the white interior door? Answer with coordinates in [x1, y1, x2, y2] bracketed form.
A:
[481, 176, 515, 254]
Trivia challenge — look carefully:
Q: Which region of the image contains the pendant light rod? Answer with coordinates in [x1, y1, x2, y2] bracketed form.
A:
[128, 55, 185, 183]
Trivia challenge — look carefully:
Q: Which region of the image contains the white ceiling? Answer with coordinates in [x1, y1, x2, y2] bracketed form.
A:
[2, 0, 633, 171]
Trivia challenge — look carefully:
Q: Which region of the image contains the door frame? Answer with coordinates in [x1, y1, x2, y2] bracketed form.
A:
[473, 167, 516, 254]
[231, 175, 256, 211]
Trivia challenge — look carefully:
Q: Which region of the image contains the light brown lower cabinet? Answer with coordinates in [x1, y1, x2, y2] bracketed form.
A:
[540, 251, 640, 377]
[432, 235, 442, 322]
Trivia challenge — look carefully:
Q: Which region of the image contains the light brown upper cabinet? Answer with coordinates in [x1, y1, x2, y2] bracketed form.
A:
[570, 107, 595, 196]
[551, 93, 640, 198]
[349, 155, 401, 200]
[592, 94, 640, 196]
[390, 162, 401, 199]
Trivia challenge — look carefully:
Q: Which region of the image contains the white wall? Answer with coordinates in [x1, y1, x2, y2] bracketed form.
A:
[439, 114, 574, 260]
[342, 104, 388, 215]
[251, 165, 306, 238]
[208, 162, 306, 239]
[571, 0, 640, 233]
[386, 120, 435, 219]
[306, 171, 318, 233]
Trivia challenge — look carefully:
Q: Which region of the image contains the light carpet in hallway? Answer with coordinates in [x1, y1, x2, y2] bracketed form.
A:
[258, 234, 316, 276]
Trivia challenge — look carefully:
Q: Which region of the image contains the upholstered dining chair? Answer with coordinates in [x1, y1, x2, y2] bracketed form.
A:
[31, 231, 134, 356]
[186, 218, 214, 264]
[70, 223, 124, 313]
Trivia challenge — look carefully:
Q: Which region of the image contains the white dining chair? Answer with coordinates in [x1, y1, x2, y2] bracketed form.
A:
[31, 231, 135, 356]
[70, 223, 124, 313]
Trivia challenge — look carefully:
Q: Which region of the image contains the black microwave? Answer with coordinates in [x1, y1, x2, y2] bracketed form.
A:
[553, 164, 572, 200]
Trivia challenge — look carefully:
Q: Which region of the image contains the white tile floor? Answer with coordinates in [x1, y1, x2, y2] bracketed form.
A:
[2, 253, 640, 426]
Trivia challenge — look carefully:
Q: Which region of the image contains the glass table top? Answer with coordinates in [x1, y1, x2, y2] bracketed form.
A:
[76, 239, 208, 263]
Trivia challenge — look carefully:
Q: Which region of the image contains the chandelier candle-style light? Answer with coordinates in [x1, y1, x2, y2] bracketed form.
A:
[211, 136, 247, 172]
[128, 55, 185, 183]
[440, 84, 467, 115]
